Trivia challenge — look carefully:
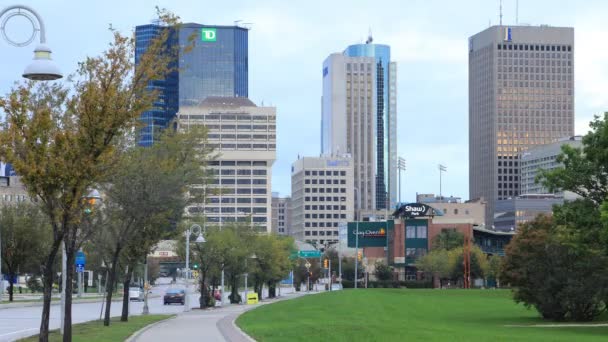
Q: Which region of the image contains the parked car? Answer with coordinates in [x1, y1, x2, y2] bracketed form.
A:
[164, 288, 185, 305]
[129, 287, 144, 301]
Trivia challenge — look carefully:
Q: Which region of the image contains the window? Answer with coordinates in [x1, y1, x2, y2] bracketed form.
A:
[406, 226, 416, 238]
[416, 226, 427, 239]
[406, 248, 416, 258]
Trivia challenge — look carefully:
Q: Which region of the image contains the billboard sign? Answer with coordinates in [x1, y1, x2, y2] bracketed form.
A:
[347, 221, 393, 248]
[393, 203, 436, 219]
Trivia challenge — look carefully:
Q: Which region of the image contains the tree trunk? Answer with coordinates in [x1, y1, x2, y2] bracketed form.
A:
[39, 240, 61, 342]
[121, 265, 133, 322]
[104, 249, 121, 326]
[8, 275, 14, 302]
[199, 271, 207, 309]
[63, 246, 75, 342]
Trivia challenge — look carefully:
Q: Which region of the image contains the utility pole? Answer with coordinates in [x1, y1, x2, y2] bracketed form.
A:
[354, 221, 359, 289]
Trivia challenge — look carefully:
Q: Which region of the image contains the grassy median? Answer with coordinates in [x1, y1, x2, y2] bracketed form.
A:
[237, 289, 608, 341]
[20, 315, 173, 342]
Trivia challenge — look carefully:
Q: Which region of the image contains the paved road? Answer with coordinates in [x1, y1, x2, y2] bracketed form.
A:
[134, 292, 308, 342]
[0, 281, 192, 342]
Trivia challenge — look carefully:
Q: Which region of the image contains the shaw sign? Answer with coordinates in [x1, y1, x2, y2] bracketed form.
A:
[393, 203, 435, 219]
[347, 221, 393, 248]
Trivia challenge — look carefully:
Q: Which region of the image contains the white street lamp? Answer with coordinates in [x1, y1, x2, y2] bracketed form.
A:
[1, 5, 62, 80]
[184, 223, 204, 312]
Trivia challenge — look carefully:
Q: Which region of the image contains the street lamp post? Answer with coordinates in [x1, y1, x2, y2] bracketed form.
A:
[0, 5, 62, 80]
[243, 254, 256, 304]
[0, 3, 61, 302]
[398, 157, 406, 204]
[184, 224, 204, 312]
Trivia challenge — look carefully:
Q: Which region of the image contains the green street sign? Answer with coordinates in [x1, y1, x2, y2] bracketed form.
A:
[201, 28, 217, 42]
[299, 250, 321, 258]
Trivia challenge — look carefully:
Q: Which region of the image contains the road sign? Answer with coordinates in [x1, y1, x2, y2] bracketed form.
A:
[76, 264, 84, 273]
[299, 250, 321, 258]
[75, 251, 86, 266]
[304, 261, 311, 269]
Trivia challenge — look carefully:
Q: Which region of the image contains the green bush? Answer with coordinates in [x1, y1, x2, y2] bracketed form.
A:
[341, 280, 353, 289]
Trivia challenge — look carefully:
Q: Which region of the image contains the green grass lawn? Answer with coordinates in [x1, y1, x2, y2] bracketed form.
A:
[19, 315, 172, 342]
[237, 289, 608, 342]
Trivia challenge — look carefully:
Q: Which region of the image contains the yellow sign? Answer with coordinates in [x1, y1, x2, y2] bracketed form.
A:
[246, 292, 258, 304]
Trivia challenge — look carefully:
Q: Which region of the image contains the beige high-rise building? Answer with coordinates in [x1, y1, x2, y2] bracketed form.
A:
[177, 97, 276, 232]
[468, 25, 574, 225]
[291, 156, 354, 246]
[271, 193, 291, 235]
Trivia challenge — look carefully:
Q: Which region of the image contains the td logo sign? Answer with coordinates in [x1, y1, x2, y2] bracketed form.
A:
[201, 28, 217, 42]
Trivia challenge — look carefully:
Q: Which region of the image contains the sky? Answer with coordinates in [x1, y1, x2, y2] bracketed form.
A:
[1, 0, 607, 203]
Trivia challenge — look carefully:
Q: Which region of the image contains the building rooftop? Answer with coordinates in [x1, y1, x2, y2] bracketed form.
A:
[199, 97, 257, 108]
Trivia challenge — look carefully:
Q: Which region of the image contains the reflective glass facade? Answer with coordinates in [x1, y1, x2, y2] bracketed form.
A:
[135, 23, 248, 146]
[344, 43, 396, 210]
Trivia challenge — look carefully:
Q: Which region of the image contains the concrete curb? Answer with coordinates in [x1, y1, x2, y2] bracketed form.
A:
[125, 315, 177, 342]
[231, 316, 256, 342]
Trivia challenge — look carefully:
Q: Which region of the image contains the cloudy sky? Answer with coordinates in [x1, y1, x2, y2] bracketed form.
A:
[1, 0, 607, 202]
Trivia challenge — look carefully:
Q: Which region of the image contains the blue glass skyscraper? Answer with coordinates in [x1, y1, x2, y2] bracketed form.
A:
[135, 22, 248, 146]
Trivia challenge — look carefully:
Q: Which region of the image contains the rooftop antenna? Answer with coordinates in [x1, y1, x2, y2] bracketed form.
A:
[499, 0, 503, 26]
[366, 27, 373, 44]
[516, 0, 519, 24]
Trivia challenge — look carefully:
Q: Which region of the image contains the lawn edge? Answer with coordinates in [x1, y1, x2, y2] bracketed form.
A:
[124, 315, 177, 342]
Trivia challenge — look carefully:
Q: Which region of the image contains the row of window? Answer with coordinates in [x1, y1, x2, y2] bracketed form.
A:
[304, 170, 347, 176]
[405, 226, 428, 239]
[305, 179, 346, 185]
[211, 179, 267, 185]
[205, 207, 267, 213]
[305, 213, 346, 219]
[183, 114, 275, 121]
[203, 124, 276, 130]
[208, 197, 267, 203]
[498, 175, 519, 182]
[405, 248, 427, 259]
[305, 196, 346, 202]
[206, 216, 267, 223]
[209, 161, 267, 166]
[304, 188, 346, 193]
[207, 188, 267, 195]
[207, 134, 276, 140]
[497, 44, 571, 52]
[304, 205, 344, 211]
[0, 194, 29, 202]
[207, 143, 276, 150]
[214, 169, 267, 176]
[304, 229, 340, 234]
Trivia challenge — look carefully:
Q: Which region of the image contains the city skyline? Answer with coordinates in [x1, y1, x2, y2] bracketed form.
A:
[1, 0, 607, 203]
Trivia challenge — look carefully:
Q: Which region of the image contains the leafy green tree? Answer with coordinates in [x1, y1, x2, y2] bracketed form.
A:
[448, 245, 488, 281]
[249, 234, 294, 299]
[0, 203, 52, 301]
[0, 9, 179, 340]
[431, 229, 464, 250]
[486, 254, 503, 287]
[501, 215, 608, 321]
[374, 262, 393, 281]
[416, 249, 450, 287]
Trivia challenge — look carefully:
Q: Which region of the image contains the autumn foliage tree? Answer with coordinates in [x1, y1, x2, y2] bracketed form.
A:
[0, 9, 178, 342]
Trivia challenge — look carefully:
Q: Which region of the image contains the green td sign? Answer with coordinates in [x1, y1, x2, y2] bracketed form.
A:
[201, 28, 217, 42]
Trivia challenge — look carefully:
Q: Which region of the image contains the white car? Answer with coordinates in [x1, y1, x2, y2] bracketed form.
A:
[129, 287, 144, 301]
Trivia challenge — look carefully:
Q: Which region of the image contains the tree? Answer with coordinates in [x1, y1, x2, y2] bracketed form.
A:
[416, 249, 450, 287]
[448, 245, 488, 281]
[486, 255, 503, 287]
[501, 215, 608, 321]
[374, 262, 393, 281]
[0, 203, 52, 301]
[96, 125, 209, 325]
[249, 234, 293, 299]
[0, 9, 178, 341]
[539, 113, 608, 205]
[431, 229, 464, 251]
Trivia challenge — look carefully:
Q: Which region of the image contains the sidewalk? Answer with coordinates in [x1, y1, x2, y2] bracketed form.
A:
[0, 294, 159, 310]
[131, 292, 307, 342]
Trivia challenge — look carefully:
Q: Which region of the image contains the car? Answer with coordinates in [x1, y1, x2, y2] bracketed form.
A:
[164, 288, 185, 305]
[129, 287, 144, 301]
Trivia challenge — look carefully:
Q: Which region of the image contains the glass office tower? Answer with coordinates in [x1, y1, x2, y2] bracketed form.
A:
[135, 22, 248, 146]
[343, 41, 397, 210]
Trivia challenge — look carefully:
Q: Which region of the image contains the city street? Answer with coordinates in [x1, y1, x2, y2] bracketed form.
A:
[0, 281, 190, 342]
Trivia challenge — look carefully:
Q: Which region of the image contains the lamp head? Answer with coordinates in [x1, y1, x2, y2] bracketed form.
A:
[22, 44, 62, 80]
[195, 234, 206, 243]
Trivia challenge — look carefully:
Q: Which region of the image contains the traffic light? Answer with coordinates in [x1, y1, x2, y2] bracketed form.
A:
[323, 258, 328, 269]
[84, 198, 96, 214]
[357, 250, 363, 262]
[193, 263, 199, 270]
